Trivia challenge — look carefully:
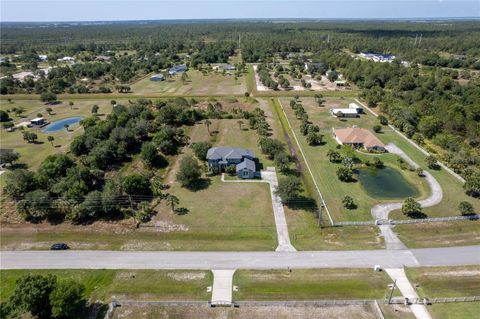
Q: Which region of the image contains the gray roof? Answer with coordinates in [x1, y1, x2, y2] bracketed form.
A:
[236, 158, 256, 172]
[206, 147, 254, 161]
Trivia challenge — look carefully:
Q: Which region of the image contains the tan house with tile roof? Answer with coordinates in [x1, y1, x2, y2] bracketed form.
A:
[332, 127, 386, 152]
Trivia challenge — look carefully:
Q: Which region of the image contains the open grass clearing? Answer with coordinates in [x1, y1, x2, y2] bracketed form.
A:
[427, 304, 479, 319]
[130, 70, 246, 96]
[405, 266, 480, 319]
[395, 220, 480, 248]
[233, 269, 397, 301]
[278, 97, 430, 222]
[405, 266, 480, 298]
[112, 304, 381, 319]
[0, 269, 212, 303]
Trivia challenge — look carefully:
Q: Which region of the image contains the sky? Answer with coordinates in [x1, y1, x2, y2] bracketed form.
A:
[1, 0, 479, 22]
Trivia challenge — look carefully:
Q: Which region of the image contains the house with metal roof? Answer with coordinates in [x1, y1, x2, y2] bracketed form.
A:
[150, 74, 165, 81]
[168, 64, 187, 75]
[206, 147, 257, 179]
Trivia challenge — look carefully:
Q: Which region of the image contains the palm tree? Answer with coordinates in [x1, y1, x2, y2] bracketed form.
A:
[69, 101, 74, 110]
[237, 120, 244, 130]
[204, 120, 212, 135]
[64, 124, 70, 132]
[165, 193, 179, 212]
[47, 135, 54, 146]
[45, 107, 53, 115]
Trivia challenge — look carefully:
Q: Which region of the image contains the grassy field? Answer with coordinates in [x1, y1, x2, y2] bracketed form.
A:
[395, 220, 480, 248]
[405, 266, 480, 319]
[233, 269, 396, 300]
[130, 70, 246, 96]
[0, 269, 212, 303]
[278, 97, 430, 222]
[112, 304, 383, 319]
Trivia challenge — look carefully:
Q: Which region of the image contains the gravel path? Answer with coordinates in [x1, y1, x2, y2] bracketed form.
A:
[371, 143, 443, 250]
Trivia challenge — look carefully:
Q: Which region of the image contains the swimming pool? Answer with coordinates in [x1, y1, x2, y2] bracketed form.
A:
[42, 117, 83, 133]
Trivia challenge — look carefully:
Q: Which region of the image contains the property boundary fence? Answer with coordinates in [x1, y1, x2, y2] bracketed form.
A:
[332, 214, 479, 227]
[105, 296, 480, 317]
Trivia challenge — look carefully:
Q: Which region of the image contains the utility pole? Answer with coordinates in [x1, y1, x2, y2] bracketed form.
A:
[388, 279, 397, 304]
[414, 34, 418, 46]
[317, 203, 323, 228]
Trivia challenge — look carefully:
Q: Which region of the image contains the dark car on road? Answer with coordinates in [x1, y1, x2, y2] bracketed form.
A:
[50, 243, 69, 250]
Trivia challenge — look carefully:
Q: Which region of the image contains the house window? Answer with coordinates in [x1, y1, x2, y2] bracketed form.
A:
[243, 170, 249, 177]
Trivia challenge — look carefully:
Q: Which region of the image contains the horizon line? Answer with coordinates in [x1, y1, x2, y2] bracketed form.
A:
[2, 17, 480, 23]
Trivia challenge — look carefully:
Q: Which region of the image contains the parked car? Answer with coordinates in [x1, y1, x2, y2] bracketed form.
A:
[50, 243, 69, 250]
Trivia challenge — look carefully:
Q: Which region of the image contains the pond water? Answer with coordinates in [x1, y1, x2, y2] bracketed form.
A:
[42, 117, 83, 133]
[357, 166, 419, 199]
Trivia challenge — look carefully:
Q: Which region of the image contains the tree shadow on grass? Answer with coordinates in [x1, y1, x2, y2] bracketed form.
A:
[285, 196, 318, 212]
[174, 207, 189, 215]
[405, 211, 428, 219]
[185, 178, 211, 192]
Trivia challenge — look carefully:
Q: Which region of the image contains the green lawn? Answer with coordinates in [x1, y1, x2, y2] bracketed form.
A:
[405, 266, 480, 319]
[406, 266, 480, 298]
[277, 97, 430, 222]
[233, 269, 395, 300]
[130, 70, 246, 96]
[395, 220, 480, 248]
[0, 269, 212, 303]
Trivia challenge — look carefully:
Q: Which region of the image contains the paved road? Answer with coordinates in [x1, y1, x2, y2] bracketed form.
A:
[371, 143, 443, 250]
[2, 246, 479, 270]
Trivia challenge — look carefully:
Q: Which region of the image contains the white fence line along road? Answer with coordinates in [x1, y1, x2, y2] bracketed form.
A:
[277, 98, 334, 225]
[354, 99, 465, 183]
[221, 168, 296, 252]
[2, 246, 479, 270]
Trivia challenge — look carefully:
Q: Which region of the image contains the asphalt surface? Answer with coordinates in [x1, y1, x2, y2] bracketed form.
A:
[2, 246, 479, 270]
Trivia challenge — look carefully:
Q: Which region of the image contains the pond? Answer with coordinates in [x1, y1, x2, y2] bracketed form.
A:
[357, 166, 419, 199]
[42, 117, 83, 133]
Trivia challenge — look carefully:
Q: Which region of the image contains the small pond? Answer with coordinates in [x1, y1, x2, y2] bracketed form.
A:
[357, 166, 419, 199]
[42, 117, 83, 133]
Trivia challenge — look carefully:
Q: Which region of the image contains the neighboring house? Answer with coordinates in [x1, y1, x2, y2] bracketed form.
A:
[38, 55, 48, 61]
[150, 74, 165, 81]
[206, 147, 257, 179]
[360, 52, 396, 63]
[29, 117, 48, 127]
[95, 55, 111, 61]
[332, 127, 386, 152]
[349, 102, 363, 113]
[334, 80, 347, 86]
[168, 64, 187, 75]
[212, 63, 236, 71]
[330, 108, 358, 118]
[57, 56, 75, 62]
